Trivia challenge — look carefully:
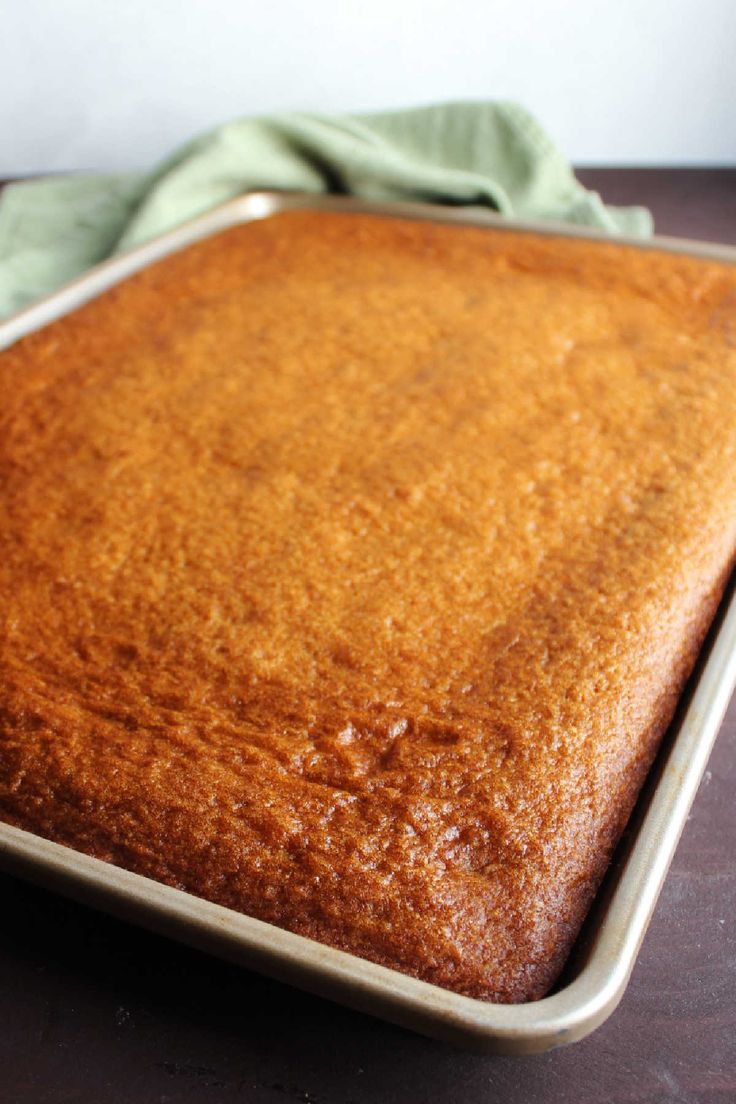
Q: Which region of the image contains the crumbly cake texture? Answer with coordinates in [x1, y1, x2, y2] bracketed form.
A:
[1, 211, 735, 1003]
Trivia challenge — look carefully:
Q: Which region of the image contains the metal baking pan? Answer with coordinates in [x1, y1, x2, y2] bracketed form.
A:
[0, 192, 734, 1054]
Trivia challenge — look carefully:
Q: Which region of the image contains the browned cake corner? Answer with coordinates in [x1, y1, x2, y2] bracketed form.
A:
[1, 210, 735, 1002]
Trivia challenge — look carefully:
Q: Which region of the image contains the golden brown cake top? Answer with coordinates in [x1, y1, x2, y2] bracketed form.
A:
[1, 210, 735, 1002]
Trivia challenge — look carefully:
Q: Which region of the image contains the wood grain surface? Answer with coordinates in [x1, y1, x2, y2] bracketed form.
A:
[0, 169, 734, 1104]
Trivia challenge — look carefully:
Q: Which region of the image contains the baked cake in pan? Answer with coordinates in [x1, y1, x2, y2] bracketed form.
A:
[1, 210, 735, 1002]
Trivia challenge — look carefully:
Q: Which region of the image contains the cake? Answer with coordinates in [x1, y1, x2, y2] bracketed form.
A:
[0, 209, 734, 1003]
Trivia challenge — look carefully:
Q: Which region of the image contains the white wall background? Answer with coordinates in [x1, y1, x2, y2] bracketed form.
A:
[3, 0, 735, 175]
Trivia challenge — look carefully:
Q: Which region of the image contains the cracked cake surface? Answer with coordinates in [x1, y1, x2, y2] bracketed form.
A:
[1, 209, 735, 1001]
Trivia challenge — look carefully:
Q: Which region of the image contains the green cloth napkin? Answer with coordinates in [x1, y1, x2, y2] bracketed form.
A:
[0, 101, 652, 320]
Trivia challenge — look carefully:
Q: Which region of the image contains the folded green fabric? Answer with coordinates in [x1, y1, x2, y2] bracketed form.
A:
[0, 101, 652, 320]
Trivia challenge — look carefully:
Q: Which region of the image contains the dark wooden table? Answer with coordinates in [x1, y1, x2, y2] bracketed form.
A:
[1, 169, 734, 1104]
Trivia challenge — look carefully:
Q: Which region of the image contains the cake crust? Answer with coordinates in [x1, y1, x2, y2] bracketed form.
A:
[1, 210, 735, 1002]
